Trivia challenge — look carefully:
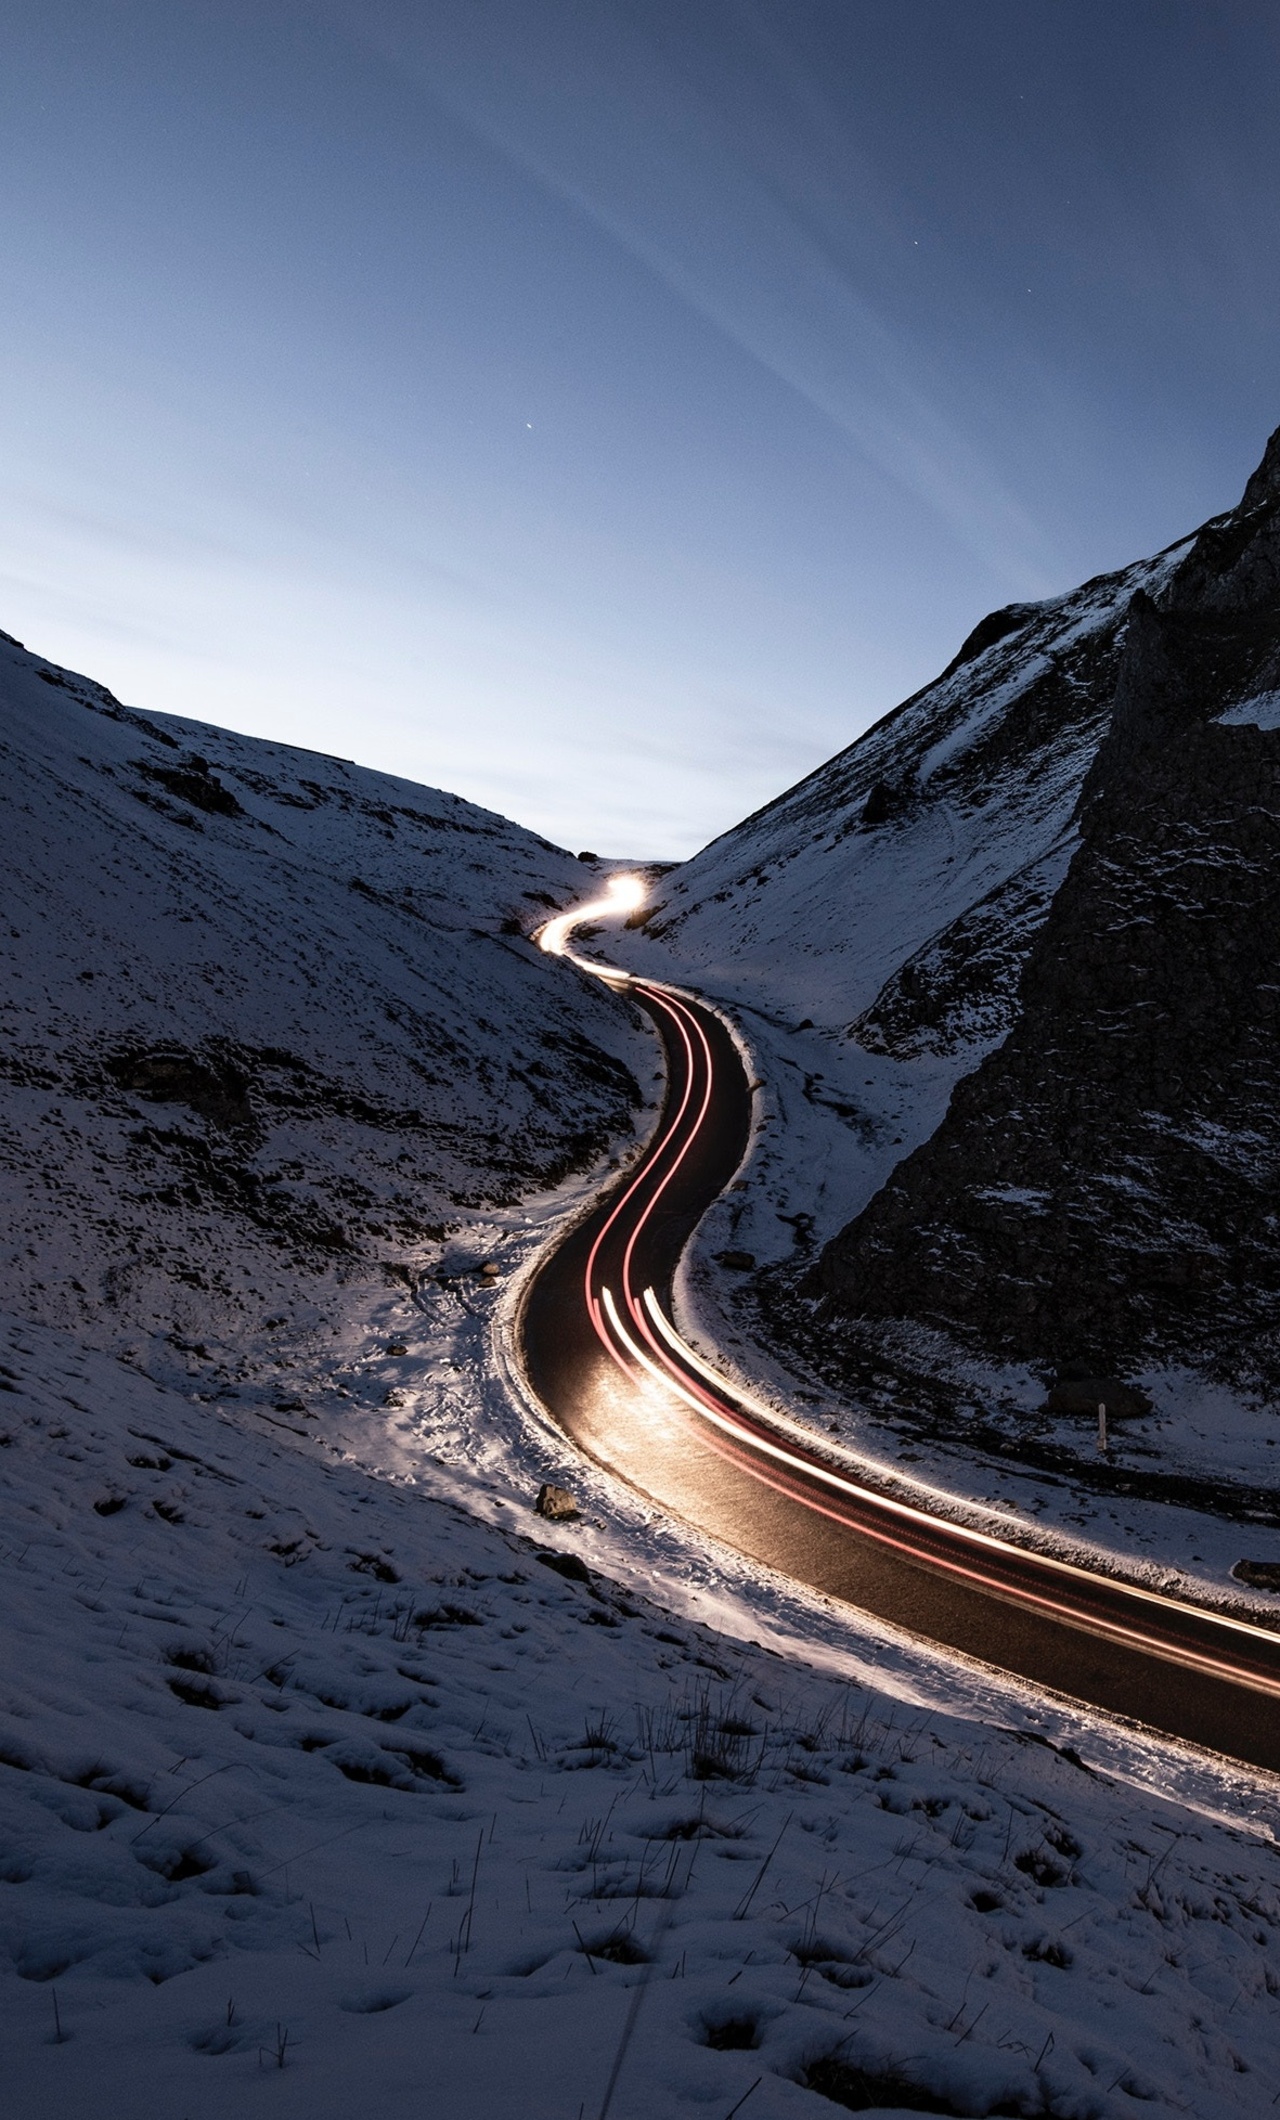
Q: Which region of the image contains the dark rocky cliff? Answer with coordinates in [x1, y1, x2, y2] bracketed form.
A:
[817, 425, 1280, 1395]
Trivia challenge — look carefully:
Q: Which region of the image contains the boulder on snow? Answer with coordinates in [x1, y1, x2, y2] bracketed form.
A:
[535, 1482, 579, 1521]
[860, 777, 905, 827]
[106, 1044, 254, 1132]
[1232, 1559, 1280, 1592]
[1042, 1372, 1152, 1420]
[536, 1548, 591, 1583]
[717, 1250, 756, 1272]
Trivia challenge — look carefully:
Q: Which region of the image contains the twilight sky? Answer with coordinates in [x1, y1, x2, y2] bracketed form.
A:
[2, 2, 1278, 857]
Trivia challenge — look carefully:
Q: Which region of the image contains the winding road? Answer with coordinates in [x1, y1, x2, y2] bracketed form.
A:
[521, 883, 1280, 1772]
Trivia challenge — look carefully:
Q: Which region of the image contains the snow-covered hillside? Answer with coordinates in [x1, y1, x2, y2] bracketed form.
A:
[0, 627, 652, 1409]
[820, 428, 1280, 1403]
[6, 1305, 1280, 2120]
[605, 434, 1280, 1573]
[6, 563, 1280, 2120]
[607, 538, 1187, 1269]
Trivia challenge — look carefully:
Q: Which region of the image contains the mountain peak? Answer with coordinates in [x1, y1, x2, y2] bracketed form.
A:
[1240, 417, 1280, 513]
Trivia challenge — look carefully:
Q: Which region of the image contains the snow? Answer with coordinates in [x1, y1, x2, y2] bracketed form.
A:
[6, 1307, 1280, 2120]
[7, 614, 1280, 2115]
[588, 539, 1280, 1585]
[1217, 692, 1280, 732]
[0, 626, 655, 1393]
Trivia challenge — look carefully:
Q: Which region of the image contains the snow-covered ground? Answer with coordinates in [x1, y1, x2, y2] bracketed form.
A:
[6, 1303, 1280, 2120]
[0, 624, 654, 1399]
[7, 618, 1280, 2117]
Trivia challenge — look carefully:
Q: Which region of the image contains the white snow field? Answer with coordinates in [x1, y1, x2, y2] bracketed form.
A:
[0, 622, 653, 1394]
[4, 1309, 1280, 2120]
[4, 625, 1280, 2117]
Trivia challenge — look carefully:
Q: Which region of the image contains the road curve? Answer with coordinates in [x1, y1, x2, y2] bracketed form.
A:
[521, 895, 1280, 1772]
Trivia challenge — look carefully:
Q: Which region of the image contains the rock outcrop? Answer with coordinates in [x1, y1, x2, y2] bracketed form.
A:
[818, 425, 1280, 1393]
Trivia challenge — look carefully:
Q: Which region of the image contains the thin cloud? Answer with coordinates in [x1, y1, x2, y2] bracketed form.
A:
[334, 0, 1059, 593]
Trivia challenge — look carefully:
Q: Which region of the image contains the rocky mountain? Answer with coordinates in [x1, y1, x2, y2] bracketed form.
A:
[614, 427, 1280, 1500]
[0, 629, 647, 1392]
[617, 538, 1186, 1055]
[609, 501, 1191, 1290]
[818, 425, 1280, 1398]
[606, 523, 1188, 1232]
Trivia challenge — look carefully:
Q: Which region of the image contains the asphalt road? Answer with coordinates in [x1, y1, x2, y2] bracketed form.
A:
[521, 951, 1280, 1773]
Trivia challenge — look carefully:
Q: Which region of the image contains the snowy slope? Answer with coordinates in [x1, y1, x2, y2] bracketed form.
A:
[615, 549, 1184, 1028]
[820, 427, 1280, 1406]
[7, 582, 1280, 2120]
[607, 539, 1188, 1283]
[0, 627, 652, 1407]
[601, 441, 1280, 1565]
[6, 1306, 1280, 2120]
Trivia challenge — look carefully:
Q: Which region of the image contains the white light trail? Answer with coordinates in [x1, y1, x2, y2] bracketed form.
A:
[536, 872, 646, 975]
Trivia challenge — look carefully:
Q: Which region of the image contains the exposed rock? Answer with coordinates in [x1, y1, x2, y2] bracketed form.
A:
[717, 1250, 756, 1272]
[133, 753, 245, 818]
[818, 422, 1280, 1395]
[535, 1547, 591, 1581]
[535, 1482, 579, 1521]
[847, 842, 1072, 1060]
[106, 1046, 255, 1132]
[939, 599, 1047, 679]
[1042, 1374, 1152, 1421]
[859, 777, 908, 827]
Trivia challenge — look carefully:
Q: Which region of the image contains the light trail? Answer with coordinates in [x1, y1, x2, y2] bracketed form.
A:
[529, 882, 1280, 1748]
[536, 872, 645, 979]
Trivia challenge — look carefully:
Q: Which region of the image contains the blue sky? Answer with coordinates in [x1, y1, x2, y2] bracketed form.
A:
[2, 1, 1278, 856]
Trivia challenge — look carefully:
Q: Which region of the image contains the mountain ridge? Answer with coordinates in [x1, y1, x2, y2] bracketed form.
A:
[611, 424, 1280, 1527]
[817, 419, 1280, 1398]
